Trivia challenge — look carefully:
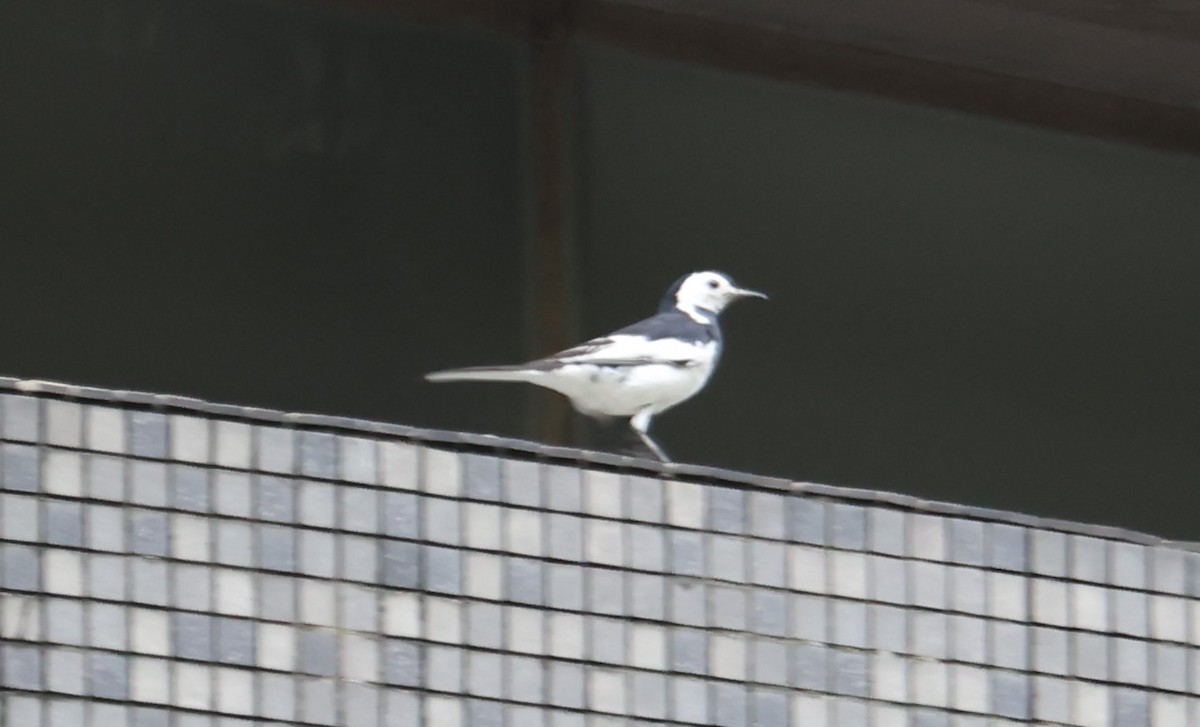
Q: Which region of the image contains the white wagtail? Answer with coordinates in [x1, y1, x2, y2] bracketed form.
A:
[425, 270, 767, 462]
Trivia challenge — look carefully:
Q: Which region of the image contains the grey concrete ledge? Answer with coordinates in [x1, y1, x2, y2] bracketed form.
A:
[0, 375, 1191, 550]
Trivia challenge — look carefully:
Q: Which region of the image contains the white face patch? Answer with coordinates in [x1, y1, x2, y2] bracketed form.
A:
[674, 272, 738, 317]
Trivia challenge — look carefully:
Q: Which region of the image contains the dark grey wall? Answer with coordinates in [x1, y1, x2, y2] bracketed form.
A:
[2, 1, 1199, 537]
[0, 0, 527, 426]
[572, 46, 1200, 536]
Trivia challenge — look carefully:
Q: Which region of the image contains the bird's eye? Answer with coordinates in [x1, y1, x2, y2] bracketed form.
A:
[707, 280, 720, 289]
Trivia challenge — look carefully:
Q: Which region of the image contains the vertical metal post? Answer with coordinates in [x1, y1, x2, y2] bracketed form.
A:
[525, 1, 577, 446]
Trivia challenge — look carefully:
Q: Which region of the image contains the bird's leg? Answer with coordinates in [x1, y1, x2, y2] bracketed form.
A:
[636, 431, 670, 463]
[630, 409, 671, 463]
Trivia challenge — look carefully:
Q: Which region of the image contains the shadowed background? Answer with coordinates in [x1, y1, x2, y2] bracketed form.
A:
[2, 0, 1199, 537]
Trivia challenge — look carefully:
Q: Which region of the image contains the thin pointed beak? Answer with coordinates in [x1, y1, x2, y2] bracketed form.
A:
[733, 287, 768, 300]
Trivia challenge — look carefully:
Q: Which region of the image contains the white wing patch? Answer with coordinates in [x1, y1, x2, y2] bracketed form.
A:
[553, 335, 713, 368]
[522, 335, 720, 418]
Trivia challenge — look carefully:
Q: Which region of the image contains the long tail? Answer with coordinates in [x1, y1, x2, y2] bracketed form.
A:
[424, 365, 541, 384]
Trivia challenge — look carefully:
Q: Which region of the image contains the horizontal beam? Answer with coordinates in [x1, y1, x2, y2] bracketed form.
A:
[303, 0, 1200, 155]
[574, 2, 1200, 155]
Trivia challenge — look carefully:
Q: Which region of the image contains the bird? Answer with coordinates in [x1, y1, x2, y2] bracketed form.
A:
[425, 270, 767, 462]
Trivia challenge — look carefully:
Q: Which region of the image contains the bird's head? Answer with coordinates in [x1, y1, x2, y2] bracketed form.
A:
[661, 270, 768, 320]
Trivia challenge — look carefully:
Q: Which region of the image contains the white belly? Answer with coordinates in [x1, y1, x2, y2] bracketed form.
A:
[547, 361, 714, 418]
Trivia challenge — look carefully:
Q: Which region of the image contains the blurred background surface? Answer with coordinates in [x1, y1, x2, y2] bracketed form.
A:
[2, 0, 1199, 536]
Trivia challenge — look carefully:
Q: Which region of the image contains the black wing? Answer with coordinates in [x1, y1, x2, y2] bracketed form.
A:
[612, 309, 721, 346]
